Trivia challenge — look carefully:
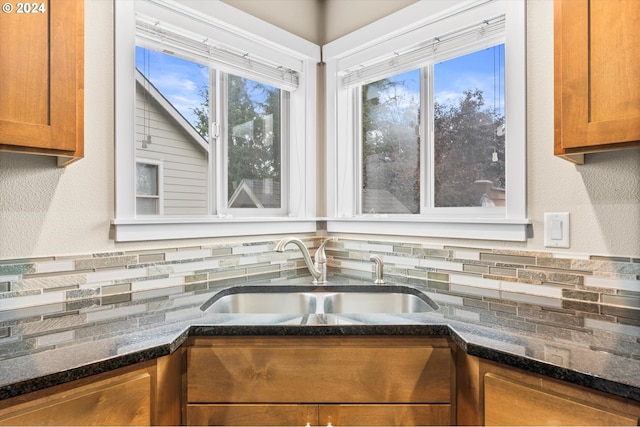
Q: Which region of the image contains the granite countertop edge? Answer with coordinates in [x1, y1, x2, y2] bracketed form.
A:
[1, 322, 638, 403]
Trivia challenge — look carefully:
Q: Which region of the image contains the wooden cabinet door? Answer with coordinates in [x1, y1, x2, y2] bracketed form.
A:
[187, 336, 451, 404]
[484, 373, 638, 426]
[0, 0, 84, 165]
[0, 371, 151, 426]
[186, 404, 318, 426]
[554, 0, 640, 162]
[319, 404, 451, 426]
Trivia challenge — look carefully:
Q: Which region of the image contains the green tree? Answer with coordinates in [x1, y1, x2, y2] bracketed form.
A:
[362, 74, 420, 213]
[190, 75, 282, 207]
[433, 89, 505, 207]
[226, 75, 281, 205]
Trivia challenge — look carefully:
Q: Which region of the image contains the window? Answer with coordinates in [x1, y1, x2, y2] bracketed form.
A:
[224, 75, 287, 213]
[114, 0, 319, 241]
[325, 0, 528, 241]
[135, 46, 287, 215]
[136, 160, 162, 215]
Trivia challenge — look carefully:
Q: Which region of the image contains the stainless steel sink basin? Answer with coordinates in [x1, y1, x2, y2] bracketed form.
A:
[204, 291, 316, 314]
[322, 292, 432, 314]
[201, 284, 437, 315]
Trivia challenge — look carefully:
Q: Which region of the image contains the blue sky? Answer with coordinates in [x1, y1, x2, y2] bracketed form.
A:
[136, 47, 209, 126]
[434, 44, 505, 116]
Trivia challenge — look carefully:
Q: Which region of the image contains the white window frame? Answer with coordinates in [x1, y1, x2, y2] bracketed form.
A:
[135, 158, 164, 216]
[324, 0, 529, 241]
[113, 0, 320, 242]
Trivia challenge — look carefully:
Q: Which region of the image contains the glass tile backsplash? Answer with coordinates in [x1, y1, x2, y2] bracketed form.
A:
[0, 237, 638, 319]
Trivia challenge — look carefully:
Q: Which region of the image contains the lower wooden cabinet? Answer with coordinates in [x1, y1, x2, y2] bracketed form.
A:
[0, 368, 152, 426]
[321, 404, 450, 426]
[456, 351, 640, 426]
[187, 403, 450, 426]
[0, 351, 183, 426]
[187, 404, 318, 426]
[484, 373, 637, 426]
[186, 336, 455, 426]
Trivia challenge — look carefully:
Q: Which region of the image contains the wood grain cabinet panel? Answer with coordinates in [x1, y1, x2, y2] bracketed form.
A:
[0, 0, 84, 166]
[0, 352, 183, 427]
[319, 404, 451, 426]
[187, 404, 319, 426]
[484, 373, 637, 426]
[186, 336, 454, 426]
[0, 371, 151, 426]
[554, 0, 640, 163]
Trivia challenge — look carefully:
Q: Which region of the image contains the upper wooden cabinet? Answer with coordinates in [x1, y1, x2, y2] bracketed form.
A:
[554, 0, 640, 163]
[0, 0, 84, 166]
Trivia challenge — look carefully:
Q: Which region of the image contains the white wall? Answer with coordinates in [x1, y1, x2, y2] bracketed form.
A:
[0, 0, 638, 260]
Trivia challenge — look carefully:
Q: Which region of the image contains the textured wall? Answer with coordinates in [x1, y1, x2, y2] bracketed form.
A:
[0, 0, 638, 260]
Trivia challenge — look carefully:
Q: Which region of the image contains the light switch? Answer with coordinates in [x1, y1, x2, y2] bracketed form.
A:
[544, 212, 570, 248]
[550, 218, 563, 240]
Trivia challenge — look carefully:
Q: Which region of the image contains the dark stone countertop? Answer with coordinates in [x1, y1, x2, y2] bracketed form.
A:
[1, 273, 638, 403]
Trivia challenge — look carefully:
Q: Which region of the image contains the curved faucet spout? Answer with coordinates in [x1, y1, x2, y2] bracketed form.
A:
[275, 237, 332, 284]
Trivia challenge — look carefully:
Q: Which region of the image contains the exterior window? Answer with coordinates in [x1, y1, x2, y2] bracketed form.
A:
[358, 44, 505, 213]
[225, 75, 284, 210]
[362, 69, 420, 214]
[433, 45, 505, 208]
[135, 47, 288, 215]
[325, 0, 527, 241]
[135, 160, 161, 215]
[136, 47, 210, 216]
[114, 0, 320, 241]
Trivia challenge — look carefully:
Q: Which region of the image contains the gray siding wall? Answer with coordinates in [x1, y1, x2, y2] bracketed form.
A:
[136, 84, 209, 215]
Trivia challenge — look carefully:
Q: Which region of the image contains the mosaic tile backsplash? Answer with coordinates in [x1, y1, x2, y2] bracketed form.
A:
[1, 237, 638, 327]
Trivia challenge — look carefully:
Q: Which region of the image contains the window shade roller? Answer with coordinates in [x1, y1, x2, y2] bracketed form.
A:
[342, 15, 505, 87]
[136, 14, 300, 91]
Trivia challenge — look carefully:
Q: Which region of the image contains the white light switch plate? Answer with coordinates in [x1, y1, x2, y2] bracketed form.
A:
[544, 212, 570, 248]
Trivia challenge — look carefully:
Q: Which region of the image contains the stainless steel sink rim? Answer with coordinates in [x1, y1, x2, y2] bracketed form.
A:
[200, 284, 438, 315]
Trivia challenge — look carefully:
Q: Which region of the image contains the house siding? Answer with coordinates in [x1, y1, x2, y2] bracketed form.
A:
[135, 83, 209, 215]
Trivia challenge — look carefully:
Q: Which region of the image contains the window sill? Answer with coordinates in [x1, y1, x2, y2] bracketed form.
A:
[111, 217, 319, 242]
[326, 217, 531, 242]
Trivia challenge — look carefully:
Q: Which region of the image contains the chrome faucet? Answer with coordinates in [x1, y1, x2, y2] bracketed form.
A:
[275, 237, 332, 284]
[370, 254, 384, 284]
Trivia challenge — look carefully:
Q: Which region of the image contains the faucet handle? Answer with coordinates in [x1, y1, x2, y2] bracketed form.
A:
[370, 254, 384, 285]
[314, 238, 333, 263]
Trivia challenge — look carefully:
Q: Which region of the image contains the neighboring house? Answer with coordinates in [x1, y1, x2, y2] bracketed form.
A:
[362, 189, 413, 214]
[228, 179, 280, 208]
[135, 70, 209, 215]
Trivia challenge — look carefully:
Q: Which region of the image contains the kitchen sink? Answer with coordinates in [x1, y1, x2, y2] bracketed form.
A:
[201, 284, 437, 315]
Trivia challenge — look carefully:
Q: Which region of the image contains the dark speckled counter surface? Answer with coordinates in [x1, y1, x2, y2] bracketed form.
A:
[1, 274, 638, 402]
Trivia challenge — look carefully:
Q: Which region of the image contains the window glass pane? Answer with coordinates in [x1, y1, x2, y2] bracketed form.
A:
[433, 44, 505, 208]
[362, 69, 420, 214]
[136, 163, 158, 195]
[135, 46, 210, 215]
[227, 75, 282, 209]
[136, 197, 159, 215]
